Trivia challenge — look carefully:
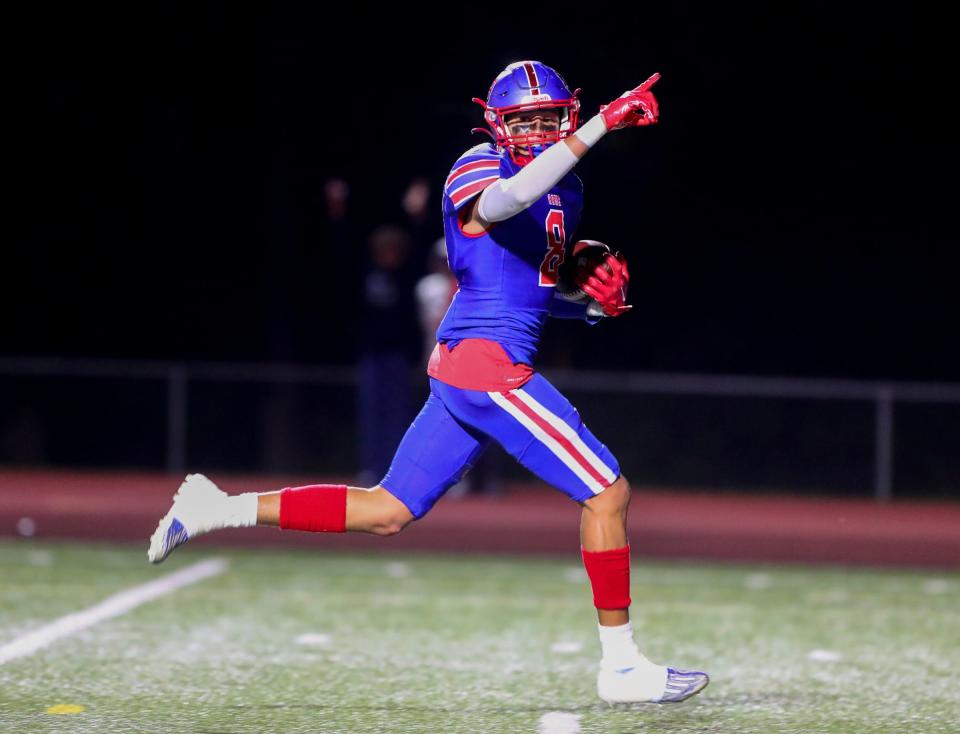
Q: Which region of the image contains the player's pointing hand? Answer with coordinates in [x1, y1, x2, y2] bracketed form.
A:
[600, 73, 661, 130]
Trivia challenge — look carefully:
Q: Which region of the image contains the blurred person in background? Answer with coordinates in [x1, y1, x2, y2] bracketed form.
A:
[402, 177, 431, 233]
[356, 224, 420, 486]
[415, 238, 458, 366]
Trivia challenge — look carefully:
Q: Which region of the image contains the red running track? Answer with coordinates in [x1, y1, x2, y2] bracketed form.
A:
[0, 469, 957, 568]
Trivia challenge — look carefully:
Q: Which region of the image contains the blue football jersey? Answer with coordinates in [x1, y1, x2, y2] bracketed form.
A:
[437, 143, 586, 365]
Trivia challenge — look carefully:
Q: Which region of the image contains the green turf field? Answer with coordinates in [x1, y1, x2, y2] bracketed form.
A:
[0, 540, 957, 733]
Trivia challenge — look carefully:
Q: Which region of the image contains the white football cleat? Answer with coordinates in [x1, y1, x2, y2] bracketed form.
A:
[147, 473, 228, 564]
[598, 657, 709, 704]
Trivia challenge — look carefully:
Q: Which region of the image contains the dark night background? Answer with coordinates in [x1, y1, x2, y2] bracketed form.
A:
[2, 5, 957, 494]
[8, 5, 957, 378]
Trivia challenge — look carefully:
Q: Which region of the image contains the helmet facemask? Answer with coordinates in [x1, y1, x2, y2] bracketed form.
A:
[482, 98, 580, 166]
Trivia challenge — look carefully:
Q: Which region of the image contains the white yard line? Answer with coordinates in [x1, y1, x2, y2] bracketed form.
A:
[923, 579, 949, 595]
[563, 567, 587, 583]
[808, 649, 842, 662]
[744, 573, 772, 590]
[538, 712, 581, 734]
[384, 562, 411, 578]
[0, 558, 228, 665]
[295, 633, 332, 646]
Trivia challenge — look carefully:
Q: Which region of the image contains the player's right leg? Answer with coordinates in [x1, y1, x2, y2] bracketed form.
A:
[146, 475, 413, 563]
[148, 389, 484, 563]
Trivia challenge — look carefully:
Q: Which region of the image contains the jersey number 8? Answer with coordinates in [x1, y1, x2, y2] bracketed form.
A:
[539, 209, 566, 287]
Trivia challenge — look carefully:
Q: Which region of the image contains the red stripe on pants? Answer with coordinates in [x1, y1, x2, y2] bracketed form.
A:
[501, 391, 610, 488]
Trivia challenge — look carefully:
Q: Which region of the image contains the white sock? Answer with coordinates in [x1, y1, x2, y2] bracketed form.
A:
[597, 622, 663, 670]
[598, 622, 647, 669]
[223, 493, 259, 528]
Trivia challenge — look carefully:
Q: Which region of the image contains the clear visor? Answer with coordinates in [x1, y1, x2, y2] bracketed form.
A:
[483, 98, 580, 160]
[503, 109, 562, 137]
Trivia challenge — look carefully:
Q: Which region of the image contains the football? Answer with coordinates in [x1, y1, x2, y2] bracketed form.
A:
[556, 239, 614, 303]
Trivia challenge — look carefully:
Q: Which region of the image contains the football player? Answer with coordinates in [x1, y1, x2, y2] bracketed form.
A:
[148, 61, 708, 705]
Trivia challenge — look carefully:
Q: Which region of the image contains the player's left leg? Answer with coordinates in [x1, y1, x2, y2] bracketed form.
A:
[579, 474, 631, 627]
[580, 476, 708, 703]
[432, 373, 708, 703]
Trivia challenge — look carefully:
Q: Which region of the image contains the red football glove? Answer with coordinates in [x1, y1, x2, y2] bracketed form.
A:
[600, 73, 661, 130]
[581, 252, 632, 317]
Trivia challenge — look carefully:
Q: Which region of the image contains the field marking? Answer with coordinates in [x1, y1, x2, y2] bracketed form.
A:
[923, 579, 950, 595]
[744, 573, 772, 590]
[538, 712, 581, 733]
[550, 641, 583, 654]
[0, 558, 227, 665]
[296, 633, 331, 646]
[47, 704, 86, 715]
[27, 550, 53, 567]
[563, 567, 587, 583]
[385, 562, 411, 578]
[808, 649, 842, 662]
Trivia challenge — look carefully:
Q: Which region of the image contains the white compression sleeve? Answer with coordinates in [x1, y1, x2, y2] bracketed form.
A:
[477, 115, 609, 223]
[477, 142, 578, 222]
